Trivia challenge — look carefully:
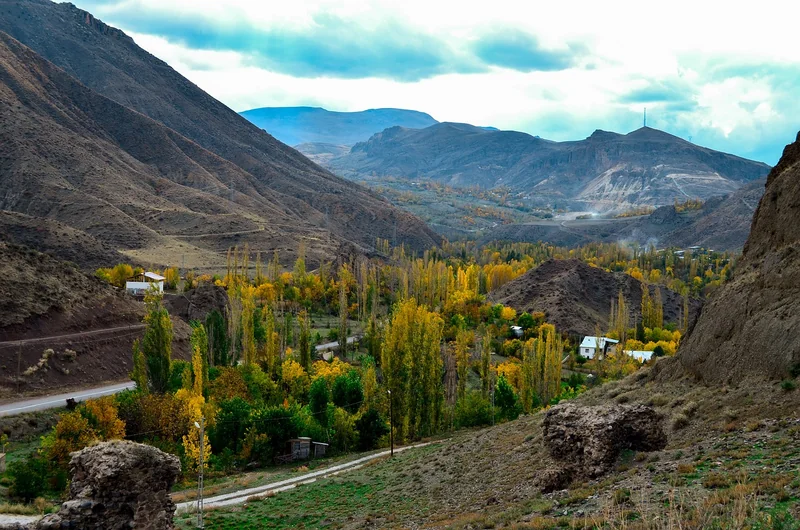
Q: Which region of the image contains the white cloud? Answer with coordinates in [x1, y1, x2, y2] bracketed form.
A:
[78, 0, 800, 163]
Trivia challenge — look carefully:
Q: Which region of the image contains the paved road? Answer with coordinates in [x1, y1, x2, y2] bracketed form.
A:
[315, 335, 360, 351]
[0, 336, 360, 417]
[0, 381, 135, 417]
[176, 442, 432, 512]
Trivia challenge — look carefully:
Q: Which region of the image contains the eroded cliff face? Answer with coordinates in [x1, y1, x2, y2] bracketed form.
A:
[673, 132, 800, 383]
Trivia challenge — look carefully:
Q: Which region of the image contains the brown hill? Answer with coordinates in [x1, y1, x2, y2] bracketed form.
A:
[483, 178, 765, 252]
[672, 132, 800, 383]
[0, 242, 189, 397]
[0, 1, 439, 270]
[487, 259, 698, 337]
[328, 122, 770, 211]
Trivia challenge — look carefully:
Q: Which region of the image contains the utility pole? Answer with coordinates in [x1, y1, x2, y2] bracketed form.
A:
[387, 389, 393, 457]
[490, 370, 495, 426]
[644, 107, 647, 128]
[195, 417, 205, 529]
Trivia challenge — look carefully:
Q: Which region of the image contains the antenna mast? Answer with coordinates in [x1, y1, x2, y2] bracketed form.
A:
[643, 107, 647, 128]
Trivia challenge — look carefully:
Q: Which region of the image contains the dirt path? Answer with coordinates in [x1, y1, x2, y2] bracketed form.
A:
[176, 442, 433, 512]
[0, 324, 145, 347]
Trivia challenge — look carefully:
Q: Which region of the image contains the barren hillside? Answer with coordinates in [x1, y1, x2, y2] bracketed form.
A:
[0, 0, 439, 269]
[487, 259, 699, 337]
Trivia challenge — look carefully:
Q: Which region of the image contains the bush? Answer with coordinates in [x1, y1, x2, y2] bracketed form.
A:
[790, 363, 800, 378]
[210, 397, 252, 454]
[652, 345, 666, 357]
[355, 408, 389, 451]
[250, 404, 304, 458]
[672, 413, 689, 430]
[494, 375, 521, 422]
[331, 371, 363, 413]
[308, 377, 330, 426]
[781, 380, 797, 392]
[454, 392, 492, 428]
[330, 407, 358, 453]
[8, 455, 50, 502]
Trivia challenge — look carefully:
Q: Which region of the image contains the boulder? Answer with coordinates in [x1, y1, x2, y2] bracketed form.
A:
[36, 441, 181, 530]
[542, 403, 666, 480]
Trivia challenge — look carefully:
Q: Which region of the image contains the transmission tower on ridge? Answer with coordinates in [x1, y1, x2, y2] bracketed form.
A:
[644, 107, 647, 127]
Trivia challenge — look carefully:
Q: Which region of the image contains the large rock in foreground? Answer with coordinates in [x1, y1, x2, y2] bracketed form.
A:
[542, 403, 666, 482]
[37, 441, 181, 530]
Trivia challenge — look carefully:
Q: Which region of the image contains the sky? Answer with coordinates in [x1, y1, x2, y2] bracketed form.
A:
[67, 0, 800, 165]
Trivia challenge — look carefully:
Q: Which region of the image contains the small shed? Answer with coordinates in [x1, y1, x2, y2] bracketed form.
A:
[510, 325, 523, 338]
[288, 437, 312, 460]
[312, 441, 329, 458]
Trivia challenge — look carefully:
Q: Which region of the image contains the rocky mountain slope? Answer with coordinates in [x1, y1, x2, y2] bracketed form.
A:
[240, 106, 438, 146]
[484, 178, 766, 251]
[487, 259, 698, 337]
[328, 122, 770, 211]
[0, 1, 439, 270]
[669, 131, 800, 383]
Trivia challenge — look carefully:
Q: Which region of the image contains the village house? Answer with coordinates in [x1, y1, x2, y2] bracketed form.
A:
[625, 350, 654, 362]
[125, 271, 165, 295]
[579, 336, 619, 359]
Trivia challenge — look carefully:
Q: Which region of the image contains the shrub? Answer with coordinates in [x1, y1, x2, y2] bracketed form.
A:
[790, 363, 800, 378]
[8, 455, 50, 502]
[612, 488, 631, 505]
[355, 408, 389, 451]
[454, 392, 492, 428]
[308, 377, 330, 426]
[250, 404, 303, 458]
[494, 375, 521, 422]
[330, 407, 358, 454]
[702, 472, 730, 489]
[210, 397, 252, 454]
[672, 413, 689, 430]
[331, 371, 363, 413]
[780, 380, 796, 392]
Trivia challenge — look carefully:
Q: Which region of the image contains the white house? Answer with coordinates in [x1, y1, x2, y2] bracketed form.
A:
[625, 350, 654, 362]
[510, 325, 524, 338]
[125, 271, 165, 295]
[579, 336, 619, 359]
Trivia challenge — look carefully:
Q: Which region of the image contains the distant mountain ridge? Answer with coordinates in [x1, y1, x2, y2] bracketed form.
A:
[326, 122, 770, 211]
[240, 106, 439, 146]
[0, 0, 440, 269]
[483, 178, 766, 252]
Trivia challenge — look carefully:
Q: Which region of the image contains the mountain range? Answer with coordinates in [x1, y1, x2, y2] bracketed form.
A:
[323, 122, 770, 211]
[0, 0, 439, 270]
[240, 106, 438, 147]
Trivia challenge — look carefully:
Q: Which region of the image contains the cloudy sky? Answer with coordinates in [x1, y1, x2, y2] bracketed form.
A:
[69, 0, 799, 164]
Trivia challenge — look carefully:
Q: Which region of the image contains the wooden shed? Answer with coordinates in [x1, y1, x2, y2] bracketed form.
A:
[312, 441, 329, 458]
[288, 437, 312, 460]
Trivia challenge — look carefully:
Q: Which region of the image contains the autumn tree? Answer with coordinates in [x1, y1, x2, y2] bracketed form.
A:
[338, 265, 351, 358]
[455, 329, 473, 402]
[381, 299, 444, 441]
[298, 309, 312, 372]
[480, 329, 493, 397]
[140, 288, 173, 393]
[240, 285, 256, 365]
[109, 263, 134, 288]
[205, 309, 229, 366]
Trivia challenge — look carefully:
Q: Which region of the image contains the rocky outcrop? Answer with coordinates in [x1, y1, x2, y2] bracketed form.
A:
[539, 403, 666, 491]
[36, 441, 180, 530]
[673, 132, 800, 383]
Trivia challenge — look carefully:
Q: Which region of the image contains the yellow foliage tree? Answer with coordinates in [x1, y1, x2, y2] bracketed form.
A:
[500, 306, 517, 321]
[83, 396, 125, 440]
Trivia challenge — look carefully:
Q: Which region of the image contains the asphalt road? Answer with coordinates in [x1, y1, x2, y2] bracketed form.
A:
[0, 336, 360, 417]
[0, 381, 135, 417]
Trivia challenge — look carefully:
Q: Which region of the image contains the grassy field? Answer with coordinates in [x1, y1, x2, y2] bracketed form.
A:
[173, 368, 800, 529]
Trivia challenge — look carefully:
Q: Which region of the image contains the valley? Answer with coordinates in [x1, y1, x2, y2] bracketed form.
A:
[0, 0, 798, 528]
